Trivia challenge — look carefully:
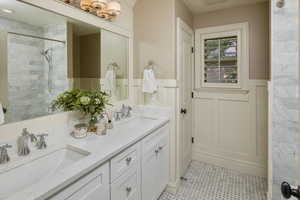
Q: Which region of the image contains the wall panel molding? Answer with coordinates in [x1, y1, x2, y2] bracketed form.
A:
[192, 80, 268, 177]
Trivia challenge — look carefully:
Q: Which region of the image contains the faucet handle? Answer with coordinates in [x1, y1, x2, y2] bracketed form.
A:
[114, 112, 122, 121]
[22, 128, 30, 136]
[21, 128, 37, 143]
[0, 144, 12, 164]
[0, 144, 12, 149]
[36, 134, 48, 149]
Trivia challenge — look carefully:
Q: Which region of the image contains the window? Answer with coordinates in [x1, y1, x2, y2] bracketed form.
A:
[195, 23, 249, 89]
[204, 36, 238, 84]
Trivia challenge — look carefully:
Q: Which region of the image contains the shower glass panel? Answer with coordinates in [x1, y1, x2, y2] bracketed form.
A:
[3, 23, 68, 123]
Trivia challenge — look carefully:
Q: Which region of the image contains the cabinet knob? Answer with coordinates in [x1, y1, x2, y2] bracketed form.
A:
[155, 149, 159, 154]
[126, 187, 132, 194]
[159, 146, 163, 151]
[126, 157, 132, 165]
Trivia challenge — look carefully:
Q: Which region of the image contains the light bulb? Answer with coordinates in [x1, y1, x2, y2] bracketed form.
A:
[106, 1, 121, 16]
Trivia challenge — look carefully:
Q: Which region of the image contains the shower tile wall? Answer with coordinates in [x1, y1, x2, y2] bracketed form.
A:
[0, 17, 68, 123]
[271, 0, 299, 199]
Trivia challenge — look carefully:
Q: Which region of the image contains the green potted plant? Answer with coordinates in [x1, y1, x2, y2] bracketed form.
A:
[51, 89, 111, 132]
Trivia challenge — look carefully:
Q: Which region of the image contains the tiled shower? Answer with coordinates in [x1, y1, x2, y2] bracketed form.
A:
[0, 17, 68, 123]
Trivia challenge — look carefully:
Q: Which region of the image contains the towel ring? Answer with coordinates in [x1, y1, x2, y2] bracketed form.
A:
[145, 61, 155, 70]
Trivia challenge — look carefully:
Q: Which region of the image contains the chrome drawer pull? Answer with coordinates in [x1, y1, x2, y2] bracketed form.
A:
[126, 157, 132, 164]
[126, 187, 132, 194]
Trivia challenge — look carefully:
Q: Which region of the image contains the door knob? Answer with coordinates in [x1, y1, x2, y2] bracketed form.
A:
[281, 182, 300, 199]
[180, 108, 187, 114]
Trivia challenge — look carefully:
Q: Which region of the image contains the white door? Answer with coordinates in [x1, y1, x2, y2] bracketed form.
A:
[177, 18, 194, 177]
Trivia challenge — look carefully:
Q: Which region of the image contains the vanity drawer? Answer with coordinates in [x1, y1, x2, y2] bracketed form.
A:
[111, 168, 139, 200]
[48, 162, 110, 200]
[111, 143, 139, 181]
[142, 124, 169, 155]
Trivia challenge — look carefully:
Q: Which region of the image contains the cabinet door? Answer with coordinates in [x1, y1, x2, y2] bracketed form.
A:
[142, 145, 159, 200]
[156, 134, 169, 195]
[142, 126, 170, 200]
[49, 163, 110, 200]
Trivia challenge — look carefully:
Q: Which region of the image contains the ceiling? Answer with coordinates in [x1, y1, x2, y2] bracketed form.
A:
[182, 0, 269, 15]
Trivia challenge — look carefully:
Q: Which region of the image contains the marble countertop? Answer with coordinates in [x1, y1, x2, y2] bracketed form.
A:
[3, 106, 170, 200]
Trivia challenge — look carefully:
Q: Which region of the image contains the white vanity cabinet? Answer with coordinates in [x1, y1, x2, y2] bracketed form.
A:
[48, 162, 110, 200]
[48, 123, 169, 200]
[141, 125, 170, 200]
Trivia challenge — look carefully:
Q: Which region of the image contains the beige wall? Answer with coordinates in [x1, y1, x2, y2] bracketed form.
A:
[194, 2, 270, 80]
[133, 0, 176, 79]
[73, 33, 101, 78]
[175, 0, 193, 28]
[133, 0, 193, 79]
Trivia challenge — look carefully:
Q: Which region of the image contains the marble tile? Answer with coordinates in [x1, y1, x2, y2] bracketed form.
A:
[159, 162, 267, 200]
[271, 0, 299, 199]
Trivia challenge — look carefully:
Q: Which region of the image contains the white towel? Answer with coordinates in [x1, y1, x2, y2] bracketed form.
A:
[143, 69, 158, 94]
[103, 70, 116, 95]
[0, 103, 5, 125]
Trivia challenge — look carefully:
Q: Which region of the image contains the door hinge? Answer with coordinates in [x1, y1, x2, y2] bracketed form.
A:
[191, 47, 194, 54]
[192, 137, 194, 144]
[191, 92, 194, 98]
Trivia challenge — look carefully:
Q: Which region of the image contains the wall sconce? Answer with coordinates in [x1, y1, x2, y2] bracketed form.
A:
[91, 0, 108, 9]
[106, 1, 121, 17]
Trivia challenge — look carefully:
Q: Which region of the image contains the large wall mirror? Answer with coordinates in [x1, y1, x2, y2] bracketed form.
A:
[0, 0, 129, 125]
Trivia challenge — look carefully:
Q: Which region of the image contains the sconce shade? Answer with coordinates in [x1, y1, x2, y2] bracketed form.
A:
[107, 1, 121, 16]
[96, 9, 109, 19]
[91, 0, 108, 9]
[80, 0, 92, 11]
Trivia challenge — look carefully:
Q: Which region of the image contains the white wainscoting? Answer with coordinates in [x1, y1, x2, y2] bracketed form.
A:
[192, 80, 268, 177]
[131, 79, 181, 191]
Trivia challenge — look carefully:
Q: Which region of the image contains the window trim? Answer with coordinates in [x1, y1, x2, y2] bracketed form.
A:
[195, 23, 249, 90]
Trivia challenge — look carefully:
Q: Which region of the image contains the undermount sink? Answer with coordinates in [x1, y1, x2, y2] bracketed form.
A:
[0, 146, 90, 200]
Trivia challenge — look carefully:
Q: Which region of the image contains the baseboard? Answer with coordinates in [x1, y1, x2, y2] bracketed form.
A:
[166, 178, 181, 194]
[193, 151, 267, 177]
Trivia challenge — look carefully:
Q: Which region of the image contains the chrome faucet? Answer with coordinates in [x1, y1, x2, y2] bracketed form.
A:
[17, 128, 37, 156]
[114, 111, 123, 121]
[36, 134, 48, 149]
[0, 144, 12, 164]
[121, 104, 132, 118]
[113, 105, 133, 121]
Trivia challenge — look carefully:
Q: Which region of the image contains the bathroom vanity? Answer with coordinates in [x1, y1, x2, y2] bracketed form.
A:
[0, 107, 170, 200]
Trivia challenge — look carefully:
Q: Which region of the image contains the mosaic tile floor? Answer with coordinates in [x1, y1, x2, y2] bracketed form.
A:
[159, 161, 267, 200]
